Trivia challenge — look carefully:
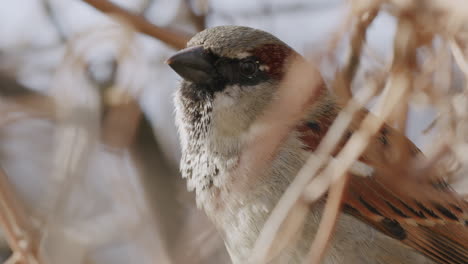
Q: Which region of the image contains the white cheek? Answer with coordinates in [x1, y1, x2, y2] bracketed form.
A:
[214, 93, 235, 108]
[213, 85, 242, 109]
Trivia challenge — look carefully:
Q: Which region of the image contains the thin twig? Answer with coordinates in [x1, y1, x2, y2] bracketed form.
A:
[237, 58, 325, 194]
[334, 8, 379, 101]
[300, 8, 379, 263]
[0, 73, 56, 119]
[304, 172, 350, 264]
[450, 39, 468, 79]
[249, 6, 379, 262]
[303, 16, 417, 264]
[0, 167, 42, 264]
[81, 0, 191, 50]
[42, 0, 67, 42]
[0, 77, 51, 264]
[249, 73, 376, 264]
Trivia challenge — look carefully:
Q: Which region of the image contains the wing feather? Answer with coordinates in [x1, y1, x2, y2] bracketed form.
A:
[299, 112, 468, 264]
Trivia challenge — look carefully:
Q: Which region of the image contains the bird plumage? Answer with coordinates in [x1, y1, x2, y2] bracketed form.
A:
[168, 25, 468, 264]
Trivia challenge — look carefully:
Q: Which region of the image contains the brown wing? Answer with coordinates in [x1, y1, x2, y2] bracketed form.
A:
[344, 171, 468, 264]
[298, 110, 468, 264]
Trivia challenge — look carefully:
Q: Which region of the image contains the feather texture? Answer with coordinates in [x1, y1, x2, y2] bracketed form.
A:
[299, 108, 468, 264]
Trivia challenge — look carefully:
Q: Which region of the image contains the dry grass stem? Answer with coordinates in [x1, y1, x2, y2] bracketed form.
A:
[300, 87, 376, 203]
[251, 2, 432, 263]
[250, 72, 377, 264]
[304, 172, 350, 264]
[250, 5, 381, 262]
[301, 11, 380, 261]
[334, 8, 378, 101]
[0, 167, 42, 264]
[304, 15, 417, 263]
[238, 58, 324, 192]
[450, 39, 468, 79]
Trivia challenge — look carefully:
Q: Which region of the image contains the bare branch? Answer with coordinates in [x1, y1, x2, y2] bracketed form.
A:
[81, 0, 191, 50]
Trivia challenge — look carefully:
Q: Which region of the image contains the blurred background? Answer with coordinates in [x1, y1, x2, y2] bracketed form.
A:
[0, 0, 448, 263]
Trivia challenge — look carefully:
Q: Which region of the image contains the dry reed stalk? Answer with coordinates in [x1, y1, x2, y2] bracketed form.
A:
[249, 57, 379, 264]
[249, 5, 381, 263]
[0, 77, 50, 264]
[302, 7, 379, 263]
[307, 0, 468, 262]
[250, 1, 463, 263]
[304, 16, 418, 264]
[0, 167, 42, 264]
[451, 39, 468, 77]
[237, 58, 325, 194]
[333, 8, 379, 101]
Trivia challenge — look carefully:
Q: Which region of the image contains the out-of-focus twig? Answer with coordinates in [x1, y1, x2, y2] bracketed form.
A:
[302, 7, 379, 263]
[81, 0, 191, 50]
[101, 92, 141, 149]
[42, 0, 67, 42]
[0, 75, 54, 262]
[0, 167, 42, 264]
[334, 8, 378, 101]
[249, 6, 379, 263]
[451, 39, 468, 79]
[185, 0, 207, 32]
[237, 58, 325, 194]
[303, 16, 417, 264]
[304, 172, 350, 264]
[249, 64, 376, 264]
[244, 58, 326, 263]
[0, 73, 56, 120]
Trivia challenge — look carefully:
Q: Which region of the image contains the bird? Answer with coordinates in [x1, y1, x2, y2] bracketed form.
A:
[166, 25, 468, 264]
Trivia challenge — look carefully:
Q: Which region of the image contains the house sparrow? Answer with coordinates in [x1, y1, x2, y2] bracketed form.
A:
[167, 25, 468, 264]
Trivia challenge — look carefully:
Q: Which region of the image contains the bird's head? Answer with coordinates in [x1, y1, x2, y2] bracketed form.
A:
[168, 26, 298, 141]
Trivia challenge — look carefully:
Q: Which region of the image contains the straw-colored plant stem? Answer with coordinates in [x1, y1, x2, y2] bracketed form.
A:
[0, 167, 42, 264]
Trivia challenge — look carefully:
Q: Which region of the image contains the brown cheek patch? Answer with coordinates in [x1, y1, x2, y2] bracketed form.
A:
[253, 44, 293, 79]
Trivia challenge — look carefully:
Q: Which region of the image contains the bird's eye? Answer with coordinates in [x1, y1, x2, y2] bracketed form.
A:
[240, 60, 258, 77]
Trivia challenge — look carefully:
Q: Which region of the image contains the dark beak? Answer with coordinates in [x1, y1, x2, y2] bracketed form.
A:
[166, 46, 216, 84]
